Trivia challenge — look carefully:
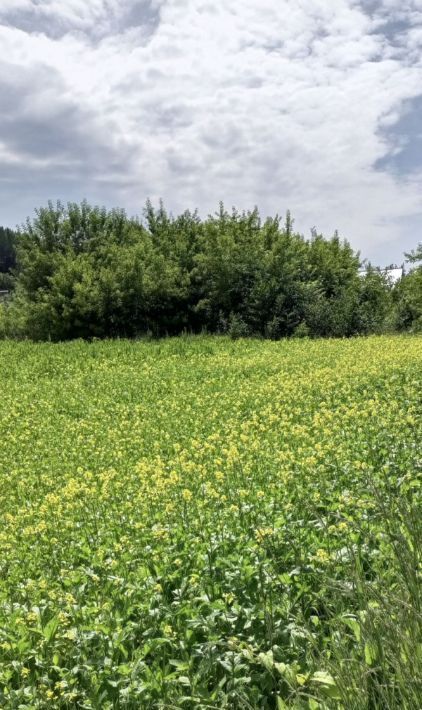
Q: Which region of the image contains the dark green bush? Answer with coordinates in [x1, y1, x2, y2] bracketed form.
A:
[1, 200, 420, 341]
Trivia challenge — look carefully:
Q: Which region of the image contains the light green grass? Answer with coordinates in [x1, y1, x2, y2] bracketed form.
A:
[0, 335, 421, 708]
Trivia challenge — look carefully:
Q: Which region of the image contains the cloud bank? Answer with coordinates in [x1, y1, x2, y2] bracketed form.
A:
[1, 0, 421, 262]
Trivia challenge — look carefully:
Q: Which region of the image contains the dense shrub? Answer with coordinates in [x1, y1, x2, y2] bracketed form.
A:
[0, 201, 420, 341]
[394, 244, 422, 332]
[0, 226, 17, 273]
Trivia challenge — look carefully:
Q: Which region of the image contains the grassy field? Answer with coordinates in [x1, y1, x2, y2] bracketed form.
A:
[0, 335, 421, 709]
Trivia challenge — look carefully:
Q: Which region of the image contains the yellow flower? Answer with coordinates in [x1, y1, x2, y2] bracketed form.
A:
[255, 527, 273, 542]
[313, 548, 330, 564]
[65, 628, 77, 640]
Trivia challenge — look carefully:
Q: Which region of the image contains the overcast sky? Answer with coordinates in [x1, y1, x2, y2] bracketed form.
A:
[0, 0, 421, 264]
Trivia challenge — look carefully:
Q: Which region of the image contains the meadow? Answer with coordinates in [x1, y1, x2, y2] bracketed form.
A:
[0, 335, 421, 709]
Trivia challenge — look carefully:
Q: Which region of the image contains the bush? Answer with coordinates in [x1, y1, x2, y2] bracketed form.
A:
[292, 321, 310, 338]
[265, 315, 283, 340]
[394, 267, 422, 332]
[2, 200, 419, 341]
[0, 272, 14, 291]
[227, 313, 249, 339]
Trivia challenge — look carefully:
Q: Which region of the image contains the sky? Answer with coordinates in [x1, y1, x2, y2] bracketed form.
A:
[0, 1, 421, 265]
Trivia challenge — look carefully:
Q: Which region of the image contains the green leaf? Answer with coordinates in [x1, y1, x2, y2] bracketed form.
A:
[258, 650, 274, 671]
[311, 672, 341, 700]
[117, 664, 132, 676]
[342, 616, 361, 642]
[279, 573, 291, 585]
[118, 643, 128, 659]
[42, 616, 59, 644]
[311, 671, 336, 686]
[169, 660, 189, 671]
[365, 641, 378, 666]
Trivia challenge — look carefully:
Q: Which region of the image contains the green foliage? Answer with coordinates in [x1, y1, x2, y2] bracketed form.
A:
[0, 225, 17, 272]
[227, 313, 250, 340]
[404, 241, 422, 264]
[356, 266, 393, 334]
[0, 226, 18, 305]
[0, 304, 5, 339]
[0, 272, 14, 291]
[292, 321, 310, 339]
[0, 335, 420, 708]
[393, 255, 422, 332]
[1, 200, 419, 341]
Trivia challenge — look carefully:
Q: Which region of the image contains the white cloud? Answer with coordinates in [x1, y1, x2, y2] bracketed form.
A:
[0, 0, 421, 262]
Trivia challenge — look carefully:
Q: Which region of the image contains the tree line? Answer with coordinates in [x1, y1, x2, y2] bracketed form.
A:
[0, 200, 421, 341]
[0, 226, 17, 291]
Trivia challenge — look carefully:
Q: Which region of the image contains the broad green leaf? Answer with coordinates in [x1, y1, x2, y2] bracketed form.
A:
[42, 616, 59, 644]
[365, 641, 378, 666]
[311, 671, 336, 686]
[342, 616, 361, 642]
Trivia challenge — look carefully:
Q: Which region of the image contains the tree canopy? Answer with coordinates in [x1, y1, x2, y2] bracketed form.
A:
[0, 200, 420, 340]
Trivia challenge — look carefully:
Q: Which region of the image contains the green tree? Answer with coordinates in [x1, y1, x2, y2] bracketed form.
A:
[4, 199, 419, 342]
[249, 213, 312, 338]
[0, 226, 17, 272]
[394, 246, 422, 332]
[304, 231, 361, 337]
[356, 265, 392, 334]
[193, 204, 264, 332]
